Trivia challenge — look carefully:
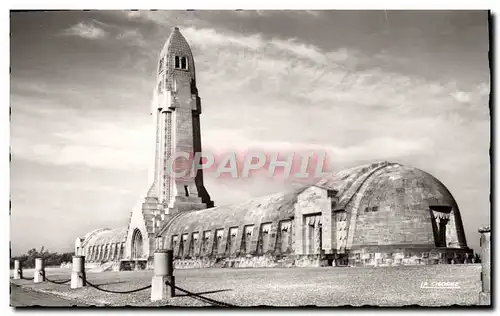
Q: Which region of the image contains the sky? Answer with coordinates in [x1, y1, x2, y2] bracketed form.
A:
[10, 10, 490, 255]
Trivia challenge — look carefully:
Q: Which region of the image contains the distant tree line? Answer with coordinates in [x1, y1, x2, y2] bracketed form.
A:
[10, 246, 74, 269]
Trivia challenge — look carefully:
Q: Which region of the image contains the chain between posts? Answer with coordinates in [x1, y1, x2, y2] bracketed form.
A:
[82, 275, 152, 294]
[81, 276, 236, 307]
[165, 280, 236, 307]
[16, 264, 236, 306]
[45, 274, 71, 285]
[41, 270, 71, 284]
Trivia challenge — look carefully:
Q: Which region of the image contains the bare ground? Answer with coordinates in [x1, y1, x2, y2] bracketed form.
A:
[10, 264, 482, 307]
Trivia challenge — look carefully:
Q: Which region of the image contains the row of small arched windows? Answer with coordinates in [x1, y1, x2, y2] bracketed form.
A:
[85, 243, 124, 262]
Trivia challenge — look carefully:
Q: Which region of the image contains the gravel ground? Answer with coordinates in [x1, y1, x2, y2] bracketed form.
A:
[11, 264, 482, 307]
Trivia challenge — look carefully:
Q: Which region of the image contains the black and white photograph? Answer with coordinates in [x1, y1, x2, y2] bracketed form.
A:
[8, 7, 492, 308]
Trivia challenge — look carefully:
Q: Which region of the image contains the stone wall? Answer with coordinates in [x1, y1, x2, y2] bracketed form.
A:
[348, 246, 473, 267]
[350, 166, 463, 249]
[293, 186, 331, 255]
[167, 247, 475, 269]
[171, 254, 319, 269]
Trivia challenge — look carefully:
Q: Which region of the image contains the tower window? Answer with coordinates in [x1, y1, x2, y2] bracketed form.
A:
[174, 56, 188, 70]
[158, 57, 164, 74]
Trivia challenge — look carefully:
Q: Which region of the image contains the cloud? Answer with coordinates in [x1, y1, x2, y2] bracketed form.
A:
[182, 27, 263, 51]
[202, 127, 431, 166]
[229, 10, 322, 19]
[125, 10, 141, 19]
[13, 24, 489, 177]
[192, 27, 487, 111]
[304, 10, 322, 17]
[179, 27, 487, 117]
[61, 17, 151, 50]
[232, 10, 270, 18]
[61, 21, 108, 39]
[115, 10, 200, 27]
[477, 82, 490, 96]
[181, 26, 357, 67]
[451, 91, 472, 103]
[116, 29, 147, 47]
[12, 113, 155, 170]
[270, 38, 331, 63]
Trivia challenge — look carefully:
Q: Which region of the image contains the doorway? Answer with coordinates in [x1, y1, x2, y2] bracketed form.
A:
[132, 229, 143, 259]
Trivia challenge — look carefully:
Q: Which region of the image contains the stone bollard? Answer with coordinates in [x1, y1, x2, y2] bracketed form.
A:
[70, 256, 86, 289]
[478, 226, 490, 306]
[13, 260, 22, 280]
[34, 258, 45, 283]
[151, 249, 175, 301]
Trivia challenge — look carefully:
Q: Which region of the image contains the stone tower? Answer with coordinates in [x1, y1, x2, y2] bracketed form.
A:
[139, 27, 213, 259]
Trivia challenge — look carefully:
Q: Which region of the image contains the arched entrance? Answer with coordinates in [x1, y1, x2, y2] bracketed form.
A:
[132, 229, 143, 259]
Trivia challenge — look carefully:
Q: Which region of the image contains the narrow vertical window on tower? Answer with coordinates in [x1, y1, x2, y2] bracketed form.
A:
[172, 78, 177, 92]
[181, 57, 187, 70]
[174, 56, 180, 69]
[158, 57, 164, 74]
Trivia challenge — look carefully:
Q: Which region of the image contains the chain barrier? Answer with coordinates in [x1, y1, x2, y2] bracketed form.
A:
[45, 274, 71, 285]
[166, 281, 236, 307]
[16, 268, 235, 307]
[83, 276, 152, 294]
[79, 276, 234, 306]
[37, 271, 71, 284]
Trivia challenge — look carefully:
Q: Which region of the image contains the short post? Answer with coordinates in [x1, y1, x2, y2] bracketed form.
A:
[34, 258, 45, 283]
[70, 256, 86, 289]
[478, 226, 490, 306]
[151, 249, 175, 301]
[13, 260, 22, 280]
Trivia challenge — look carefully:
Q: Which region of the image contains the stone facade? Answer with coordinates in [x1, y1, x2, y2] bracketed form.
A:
[74, 228, 127, 271]
[75, 27, 472, 270]
[156, 162, 472, 268]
